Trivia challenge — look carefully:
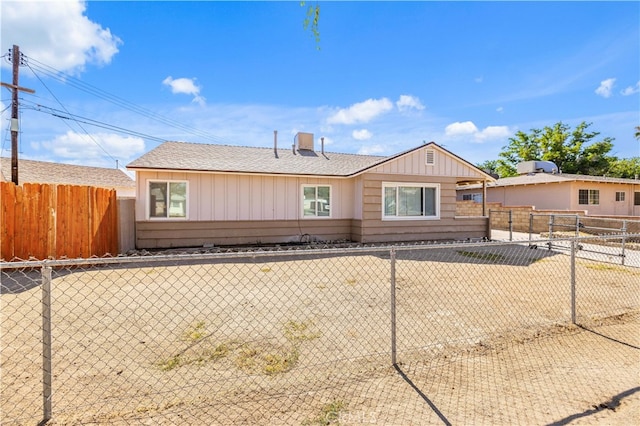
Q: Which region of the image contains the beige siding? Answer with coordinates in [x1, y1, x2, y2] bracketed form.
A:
[371, 145, 486, 179]
[135, 171, 355, 222]
[356, 172, 489, 242]
[136, 219, 353, 249]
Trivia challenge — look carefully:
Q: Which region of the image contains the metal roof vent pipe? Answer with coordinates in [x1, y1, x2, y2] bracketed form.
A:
[292, 143, 296, 155]
[321, 137, 325, 155]
[273, 130, 278, 158]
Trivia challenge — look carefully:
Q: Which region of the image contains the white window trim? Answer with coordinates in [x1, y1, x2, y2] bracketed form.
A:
[147, 179, 189, 220]
[301, 184, 332, 219]
[382, 182, 440, 221]
[615, 191, 625, 202]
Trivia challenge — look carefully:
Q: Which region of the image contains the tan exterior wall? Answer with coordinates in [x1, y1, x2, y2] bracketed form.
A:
[118, 198, 136, 253]
[135, 171, 356, 222]
[370, 144, 487, 180]
[459, 180, 640, 216]
[136, 219, 354, 249]
[354, 172, 489, 243]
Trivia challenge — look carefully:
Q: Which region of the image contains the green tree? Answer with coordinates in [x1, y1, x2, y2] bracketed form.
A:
[301, 2, 320, 48]
[496, 121, 615, 177]
[607, 157, 640, 179]
[476, 160, 499, 176]
[635, 125, 640, 140]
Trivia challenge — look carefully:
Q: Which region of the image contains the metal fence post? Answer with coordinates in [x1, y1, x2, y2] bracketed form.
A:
[41, 264, 53, 424]
[529, 213, 534, 247]
[548, 214, 555, 250]
[488, 209, 492, 240]
[621, 220, 627, 266]
[570, 240, 576, 324]
[390, 247, 397, 366]
[508, 209, 513, 241]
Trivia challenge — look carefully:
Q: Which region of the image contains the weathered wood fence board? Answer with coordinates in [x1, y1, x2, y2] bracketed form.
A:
[0, 182, 118, 261]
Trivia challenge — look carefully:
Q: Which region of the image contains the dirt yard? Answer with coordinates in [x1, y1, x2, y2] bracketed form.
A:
[1, 242, 638, 425]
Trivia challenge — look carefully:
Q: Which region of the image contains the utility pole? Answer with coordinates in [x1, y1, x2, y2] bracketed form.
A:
[1, 45, 35, 184]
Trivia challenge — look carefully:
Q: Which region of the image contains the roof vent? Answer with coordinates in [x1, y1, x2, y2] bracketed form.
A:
[295, 132, 314, 152]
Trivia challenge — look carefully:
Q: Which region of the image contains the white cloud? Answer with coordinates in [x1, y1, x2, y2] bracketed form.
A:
[327, 98, 393, 125]
[0, 0, 121, 74]
[357, 144, 385, 156]
[474, 76, 483, 83]
[396, 95, 425, 112]
[445, 121, 479, 136]
[621, 81, 640, 96]
[475, 126, 511, 141]
[444, 121, 511, 143]
[162, 76, 206, 106]
[39, 131, 145, 167]
[595, 78, 616, 98]
[352, 129, 373, 140]
[496, 107, 504, 113]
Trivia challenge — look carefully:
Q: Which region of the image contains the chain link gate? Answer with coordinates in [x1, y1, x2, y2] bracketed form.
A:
[529, 214, 640, 266]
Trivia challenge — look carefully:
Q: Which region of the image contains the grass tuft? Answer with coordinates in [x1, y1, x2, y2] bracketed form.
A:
[182, 320, 207, 342]
[284, 320, 322, 343]
[303, 400, 347, 425]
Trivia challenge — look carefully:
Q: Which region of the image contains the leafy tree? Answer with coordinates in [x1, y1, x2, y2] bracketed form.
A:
[476, 160, 500, 176]
[496, 121, 615, 177]
[607, 157, 640, 179]
[301, 1, 320, 48]
[635, 125, 640, 140]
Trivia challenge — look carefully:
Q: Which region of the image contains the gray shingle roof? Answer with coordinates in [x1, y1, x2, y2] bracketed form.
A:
[0, 157, 135, 189]
[127, 141, 390, 176]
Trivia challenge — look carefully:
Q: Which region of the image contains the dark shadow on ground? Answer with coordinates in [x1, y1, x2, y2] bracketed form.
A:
[577, 324, 640, 350]
[1, 269, 43, 294]
[545, 386, 640, 426]
[393, 363, 452, 426]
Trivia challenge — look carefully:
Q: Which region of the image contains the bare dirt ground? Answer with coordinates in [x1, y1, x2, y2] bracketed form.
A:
[1, 242, 638, 425]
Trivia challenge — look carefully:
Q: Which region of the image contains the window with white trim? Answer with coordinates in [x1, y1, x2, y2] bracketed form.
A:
[148, 180, 187, 219]
[302, 185, 331, 217]
[615, 191, 625, 202]
[578, 189, 599, 205]
[383, 182, 440, 219]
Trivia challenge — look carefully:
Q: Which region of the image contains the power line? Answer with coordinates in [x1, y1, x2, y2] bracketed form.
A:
[26, 61, 121, 166]
[21, 101, 166, 143]
[25, 56, 234, 145]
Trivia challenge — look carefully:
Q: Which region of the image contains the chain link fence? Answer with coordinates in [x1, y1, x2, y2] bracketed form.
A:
[2, 235, 638, 425]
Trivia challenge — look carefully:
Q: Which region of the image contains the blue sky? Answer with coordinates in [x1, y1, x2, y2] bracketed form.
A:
[1, 1, 639, 173]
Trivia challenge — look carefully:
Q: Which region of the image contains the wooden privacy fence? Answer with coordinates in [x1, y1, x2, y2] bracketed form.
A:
[1, 182, 119, 261]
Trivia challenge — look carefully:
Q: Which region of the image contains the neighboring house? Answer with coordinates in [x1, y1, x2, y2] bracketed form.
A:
[0, 157, 136, 198]
[457, 170, 640, 217]
[127, 133, 495, 249]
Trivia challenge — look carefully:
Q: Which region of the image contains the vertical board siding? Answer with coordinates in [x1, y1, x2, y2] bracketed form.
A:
[0, 182, 118, 261]
[372, 146, 485, 178]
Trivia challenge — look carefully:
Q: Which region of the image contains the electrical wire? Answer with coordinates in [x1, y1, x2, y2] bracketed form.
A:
[25, 56, 234, 145]
[26, 61, 123, 167]
[21, 101, 166, 143]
